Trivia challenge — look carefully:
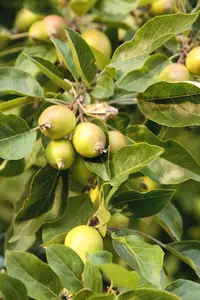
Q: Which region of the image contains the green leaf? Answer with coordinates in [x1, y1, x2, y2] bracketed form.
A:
[166, 279, 200, 300]
[126, 125, 200, 184]
[6, 251, 62, 300]
[0, 273, 28, 300]
[0, 159, 24, 177]
[89, 251, 113, 266]
[167, 241, 200, 277]
[111, 189, 175, 218]
[0, 67, 43, 97]
[83, 262, 102, 293]
[91, 74, 114, 99]
[46, 245, 84, 293]
[42, 194, 94, 244]
[25, 55, 72, 91]
[107, 113, 130, 131]
[10, 167, 68, 243]
[112, 230, 165, 287]
[64, 27, 97, 87]
[0, 97, 34, 112]
[111, 13, 198, 73]
[99, 264, 139, 289]
[137, 81, 200, 127]
[156, 203, 183, 241]
[15, 44, 57, 77]
[16, 165, 63, 221]
[88, 294, 116, 300]
[91, 46, 110, 70]
[110, 143, 164, 186]
[73, 289, 93, 300]
[0, 113, 37, 160]
[51, 38, 79, 81]
[117, 54, 169, 93]
[99, 0, 146, 15]
[118, 288, 181, 300]
[69, 0, 97, 16]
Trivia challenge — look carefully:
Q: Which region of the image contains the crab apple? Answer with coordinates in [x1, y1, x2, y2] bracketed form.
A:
[38, 105, 76, 139]
[151, 0, 173, 15]
[71, 156, 96, 187]
[82, 29, 112, 57]
[0, 27, 11, 50]
[42, 15, 66, 40]
[186, 46, 200, 75]
[159, 63, 190, 82]
[108, 131, 128, 157]
[107, 212, 130, 229]
[72, 122, 106, 158]
[45, 139, 75, 170]
[64, 225, 103, 262]
[14, 8, 41, 32]
[28, 21, 46, 41]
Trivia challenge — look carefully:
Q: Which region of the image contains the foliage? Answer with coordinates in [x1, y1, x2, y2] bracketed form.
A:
[0, 0, 200, 299]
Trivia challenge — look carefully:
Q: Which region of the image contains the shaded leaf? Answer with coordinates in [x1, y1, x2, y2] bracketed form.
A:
[156, 203, 183, 241]
[64, 27, 97, 86]
[0, 97, 34, 112]
[118, 288, 181, 300]
[0, 113, 37, 160]
[111, 189, 175, 218]
[42, 194, 94, 244]
[0, 159, 25, 177]
[91, 74, 114, 99]
[166, 279, 200, 300]
[6, 251, 62, 300]
[0, 273, 28, 300]
[25, 55, 72, 90]
[83, 262, 102, 293]
[46, 245, 84, 293]
[70, 0, 97, 16]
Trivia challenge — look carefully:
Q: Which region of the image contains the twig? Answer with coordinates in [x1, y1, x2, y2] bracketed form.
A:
[44, 98, 70, 106]
[11, 32, 29, 40]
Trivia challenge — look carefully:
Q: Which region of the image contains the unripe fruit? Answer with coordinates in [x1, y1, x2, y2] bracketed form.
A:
[186, 46, 200, 75]
[71, 156, 96, 186]
[82, 29, 112, 57]
[107, 212, 129, 229]
[45, 139, 75, 170]
[28, 21, 46, 41]
[72, 122, 106, 158]
[64, 225, 103, 262]
[159, 63, 190, 82]
[14, 8, 41, 32]
[42, 15, 66, 41]
[0, 27, 11, 50]
[150, 0, 173, 15]
[108, 131, 128, 157]
[38, 105, 76, 139]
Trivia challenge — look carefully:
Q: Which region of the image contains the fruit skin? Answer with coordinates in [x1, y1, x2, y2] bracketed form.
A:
[14, 8, 41, 32]
[64, 225, 103, 262]
[42, 15, 66, 40]
[28, 21, 46, 41]
[107, 212, 129, 229]
[89, 185, 100, 208]
[45, 139, 75, 170]
[151, 0, 173, 15]
[0, 27, 11, 50]
[38, 105, 76, 139]
[108, 131, 128, 157]
[159, 63, 190, 82]
[186, 46, 200, 75]
[72, 122, 106, 158]
[82, 29, 112, 57]
[71, 156, 96, 187]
